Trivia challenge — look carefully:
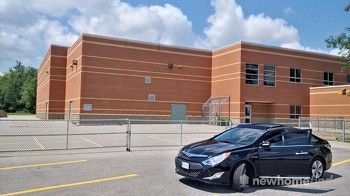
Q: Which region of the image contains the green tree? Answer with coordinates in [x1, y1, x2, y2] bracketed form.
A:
[325, 4, 350, 70]
[0, 61, 38, 113]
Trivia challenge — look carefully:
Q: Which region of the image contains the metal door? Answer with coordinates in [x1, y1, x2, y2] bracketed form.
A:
[171, 104, 187, 121]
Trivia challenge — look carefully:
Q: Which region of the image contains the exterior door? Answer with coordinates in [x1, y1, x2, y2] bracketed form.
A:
[171, 104, 187, 121]
[258, 130, 312, 177]
[244, 104, 252, 123]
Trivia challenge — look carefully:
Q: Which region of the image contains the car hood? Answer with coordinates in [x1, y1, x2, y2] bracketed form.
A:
[182, 139, 245, 157]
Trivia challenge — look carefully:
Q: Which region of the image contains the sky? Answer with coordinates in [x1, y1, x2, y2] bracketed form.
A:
[0, 0, 348, 73]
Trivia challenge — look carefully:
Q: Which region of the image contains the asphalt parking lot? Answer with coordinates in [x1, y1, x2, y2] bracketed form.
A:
[0, 141, 350, 196]
[0, 120, 227, 152]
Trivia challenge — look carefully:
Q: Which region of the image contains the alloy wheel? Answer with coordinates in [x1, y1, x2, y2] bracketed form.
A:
[311, 160, 324, 179]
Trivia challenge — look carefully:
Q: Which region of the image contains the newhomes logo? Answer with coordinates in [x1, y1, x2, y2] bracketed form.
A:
[240, 174, 334, 187]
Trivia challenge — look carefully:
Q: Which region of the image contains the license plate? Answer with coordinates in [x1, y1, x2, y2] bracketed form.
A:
[181, 161, 189, 169]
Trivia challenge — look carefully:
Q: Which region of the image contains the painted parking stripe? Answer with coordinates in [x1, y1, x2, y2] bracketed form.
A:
[146, 135, 180, 145]
[332, 159, 350, 167]
[0, 173, 138, 196]
[33, 138, 45, 149]
[80, 136, 103, 147]
[0, 160, 87, 171]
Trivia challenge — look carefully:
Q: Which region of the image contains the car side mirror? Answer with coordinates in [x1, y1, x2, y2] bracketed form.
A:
[261, 141, 270, 147]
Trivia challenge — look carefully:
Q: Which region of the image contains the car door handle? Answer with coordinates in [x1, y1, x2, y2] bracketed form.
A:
[295, 151, 308, 155]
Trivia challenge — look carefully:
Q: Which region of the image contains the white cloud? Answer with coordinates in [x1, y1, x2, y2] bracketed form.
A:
[283, 6, 295, 15]
[0, 0, 334, 71]
[197, 0, 300, 49]
[68, 1, 195, 47]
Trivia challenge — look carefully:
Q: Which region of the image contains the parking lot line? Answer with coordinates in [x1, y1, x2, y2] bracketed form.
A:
[146, 135, 180, 145]
[0, 173, 139, 196]
[80, 136, 103, 147]
[32, 137, 45, 149]
[0, 160, 87, 171]
[332, 159, 350, 167]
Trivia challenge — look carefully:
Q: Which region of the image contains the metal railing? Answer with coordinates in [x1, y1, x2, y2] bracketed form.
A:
[0, 117, 348, 153]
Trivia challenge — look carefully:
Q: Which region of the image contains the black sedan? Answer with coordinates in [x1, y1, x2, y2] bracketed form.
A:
[175, 124, 332, 191]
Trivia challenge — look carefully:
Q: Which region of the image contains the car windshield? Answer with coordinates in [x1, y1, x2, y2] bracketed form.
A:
[213, 127, 265, 145]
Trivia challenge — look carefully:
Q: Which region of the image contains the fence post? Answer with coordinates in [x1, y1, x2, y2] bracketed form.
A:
[342, 119, 346, 142]
[180, 121, 183, 146]
[317, 117, 319, 132]
[66, 120, 69, 150]
[298, 117, 301, 128]
[126, 119, 131, 151]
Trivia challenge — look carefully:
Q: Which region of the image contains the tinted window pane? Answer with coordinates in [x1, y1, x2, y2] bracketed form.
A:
[246, 79, 258, 84]
[296, 106, 301, 114]
[246, 69, 258, 75]
[284, 132, 309, 145]
[246, 64, 258, 70]
[324, 72, 328, 80]
[347, 75, 350, 83]
[246, 64, 259, 85]
[264, 81, 275, 86]
[295, 69, 301, 77]
[269, 135, 283, 146]
[290, 69, 295, 77]
[290, 105, 295, 114]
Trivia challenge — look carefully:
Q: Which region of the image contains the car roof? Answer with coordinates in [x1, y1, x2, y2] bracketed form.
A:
[237, 123, 285, 130]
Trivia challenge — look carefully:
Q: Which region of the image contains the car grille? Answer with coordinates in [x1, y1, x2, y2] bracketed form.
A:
[177, 167, 201, 177]
[176, 157, 203, 177]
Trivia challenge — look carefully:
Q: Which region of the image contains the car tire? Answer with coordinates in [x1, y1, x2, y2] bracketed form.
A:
[232, 163, 248, 192]
[310, 158, 324, 180]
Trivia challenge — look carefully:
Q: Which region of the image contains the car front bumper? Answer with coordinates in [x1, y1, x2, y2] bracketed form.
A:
[175, 156, 231, 185]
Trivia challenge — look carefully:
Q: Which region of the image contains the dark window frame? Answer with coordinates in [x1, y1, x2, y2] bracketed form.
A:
[263, 65, 276, 86]
[324, 72, 334, 85]
[290, 105, 302, 119]
[245, 64, 259, 85]
[290, 68, 302, 83]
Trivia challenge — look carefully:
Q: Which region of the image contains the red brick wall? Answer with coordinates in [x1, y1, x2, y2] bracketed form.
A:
[310, 85, 350, 118]
[240, 43, 346, 121]
[36, 45, 67, 119]
[77, 35, 212, 119]
[65, 36, 83, 119]
[36, 34, 349, 121]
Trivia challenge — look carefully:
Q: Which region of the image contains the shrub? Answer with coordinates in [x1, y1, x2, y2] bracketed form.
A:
[0, 109, 7, 118]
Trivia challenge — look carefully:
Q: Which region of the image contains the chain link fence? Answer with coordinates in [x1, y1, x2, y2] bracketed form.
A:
[299, 117, 349, 142]
[0, 117, 348, 153]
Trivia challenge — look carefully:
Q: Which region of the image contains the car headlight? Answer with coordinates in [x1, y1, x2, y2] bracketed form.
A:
[202, 152, 231, 166]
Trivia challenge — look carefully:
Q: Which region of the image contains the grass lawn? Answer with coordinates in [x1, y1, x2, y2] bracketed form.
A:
[7, 111, 33, 115]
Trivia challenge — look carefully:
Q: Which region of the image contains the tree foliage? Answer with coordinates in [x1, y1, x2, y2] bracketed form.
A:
[0, 61, 37, 113]
[325, 4, 350, 70]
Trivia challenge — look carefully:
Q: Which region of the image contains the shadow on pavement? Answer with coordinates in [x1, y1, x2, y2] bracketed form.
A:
[179, 172, 341, 194]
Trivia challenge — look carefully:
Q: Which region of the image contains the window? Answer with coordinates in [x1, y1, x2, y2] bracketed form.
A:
[264, 65, 276, 86]
[148, 94, 155, 102]
[324, 72, 334, 85]
[290, 105, 302, 119]
[268, 135, 283, 146]
[346, 75, 350, 84]
[284, 131, 309, 145]
[290, 68, 301, 83]
[245, 64, 259, 85]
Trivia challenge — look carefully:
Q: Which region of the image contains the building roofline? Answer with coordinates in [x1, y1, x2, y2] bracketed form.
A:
[310, 84, 350, 90]
[213, 41, 340, 59]
[81, 33, 212, 54]
[65, 33, 341, 59]
[50, 44, 69, 49]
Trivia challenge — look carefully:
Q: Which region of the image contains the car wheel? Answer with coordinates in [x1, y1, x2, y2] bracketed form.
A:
[311, 158, 324, 180]
[232, 163, 248, 192]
